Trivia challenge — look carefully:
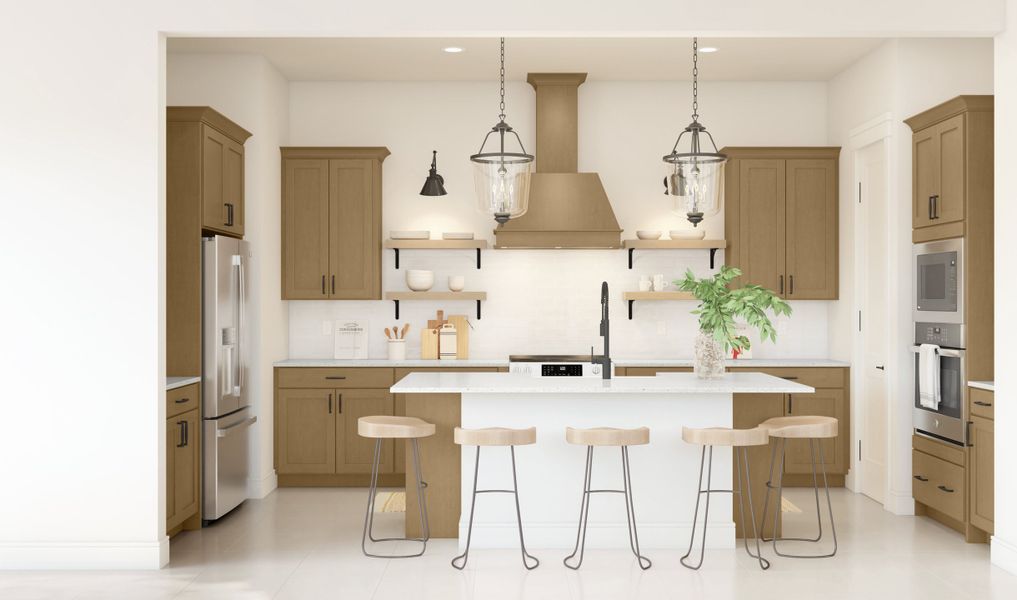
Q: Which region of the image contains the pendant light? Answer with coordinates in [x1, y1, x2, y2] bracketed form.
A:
[470, 37, 534, 225]
[663, 38, 727, 227]
[420, 150, 448, 196]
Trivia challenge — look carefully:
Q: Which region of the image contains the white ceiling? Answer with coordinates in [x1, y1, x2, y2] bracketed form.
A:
[167, 37, 886, 82]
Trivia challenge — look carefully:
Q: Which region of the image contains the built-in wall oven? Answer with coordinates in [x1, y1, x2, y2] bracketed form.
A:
[913, 238, 963, 324]
[912, 322, 966, 446]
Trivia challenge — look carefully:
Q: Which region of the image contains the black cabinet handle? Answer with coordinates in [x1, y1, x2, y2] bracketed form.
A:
[932, 195, 939, 219]
[321, 275, 326, 295]
[937, 484, 954, 493]
[973, 401, 992, 407]
[787, 395, 793, 414]
[328, 393, 332, 414]
[224, 202, 234, 226]
[928, 196, 934, 220]
[780, 376, 799, 380]
[175, 397, 189, 404]
[789, 275, 794, 295]
[779, 275, 784, 295]
[331, 275, 335, 294]
[325, 376, 347, 380]
[913, 475, 929, 482]
[177, 421, 186, 447]
[338, 394, 343, 414]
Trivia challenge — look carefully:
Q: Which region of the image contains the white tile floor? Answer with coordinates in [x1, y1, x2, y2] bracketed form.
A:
[3, 487, 1017, 599]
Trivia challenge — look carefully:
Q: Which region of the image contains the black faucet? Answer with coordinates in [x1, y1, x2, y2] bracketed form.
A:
[591, 281, 612, 379]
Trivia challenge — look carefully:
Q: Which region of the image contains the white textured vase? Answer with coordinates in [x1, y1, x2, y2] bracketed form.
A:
[693, 330, 726, 379]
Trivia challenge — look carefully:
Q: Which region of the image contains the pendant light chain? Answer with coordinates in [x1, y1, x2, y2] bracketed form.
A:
[691, 37, 699, 122]
[498, 37, 506, 121]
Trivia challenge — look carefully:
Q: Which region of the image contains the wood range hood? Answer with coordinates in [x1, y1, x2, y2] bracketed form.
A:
[493, 73, 622, 249]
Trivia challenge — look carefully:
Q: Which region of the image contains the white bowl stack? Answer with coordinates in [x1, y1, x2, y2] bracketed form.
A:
[406, 270, 434, 291]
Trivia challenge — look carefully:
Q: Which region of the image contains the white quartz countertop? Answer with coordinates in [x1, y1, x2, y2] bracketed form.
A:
[390, 371, 814, 395]
[968, 381, 995, 392]
[167, 376, 200, 391]
[275, 358, 849, 368]
[274, 359, 508, 368]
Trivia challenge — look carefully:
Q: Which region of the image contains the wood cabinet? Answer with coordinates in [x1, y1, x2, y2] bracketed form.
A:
[276, 388, 337, 475]
[968, 415, 994, 534]
[905, 96, 993, 241]
[166, 383, 201, 533]
[783, 388, 847, 475]
[281, 148, 389, 300]
[723, 148, 840, 300]
[336, 389, 395, 474]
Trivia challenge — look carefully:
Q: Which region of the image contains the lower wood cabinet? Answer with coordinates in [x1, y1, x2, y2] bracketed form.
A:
[783, 389, 847, 475]
[968, 414, 994, 534]
[166, 383, 201, 533]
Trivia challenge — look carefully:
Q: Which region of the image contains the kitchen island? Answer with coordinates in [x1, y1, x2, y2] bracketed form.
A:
[391, 371, 813, 550]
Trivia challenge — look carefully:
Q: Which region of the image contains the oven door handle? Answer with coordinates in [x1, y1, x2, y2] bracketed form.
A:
[911, 345, 962, 358]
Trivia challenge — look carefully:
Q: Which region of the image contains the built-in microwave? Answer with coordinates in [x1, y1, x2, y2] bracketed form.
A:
[913, 238, 963, 324]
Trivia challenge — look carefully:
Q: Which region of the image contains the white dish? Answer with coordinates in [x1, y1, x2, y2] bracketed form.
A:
[391, 230, 430, 240]
[448, 275, 465, 292]
[669, 230, 706, 240]
[406, 270, 434, 291]
[636, 230, 662, 240]
[442, 232, 475, 240]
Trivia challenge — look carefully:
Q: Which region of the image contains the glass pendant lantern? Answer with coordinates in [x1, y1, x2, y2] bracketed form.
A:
[470, 38, 534, 225]
[663, 38, 726, 227]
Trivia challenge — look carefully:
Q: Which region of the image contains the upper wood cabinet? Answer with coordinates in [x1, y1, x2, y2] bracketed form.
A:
[905, 95, 993, 242]
[168, 107, 251, 239]
[723, 148, 840, 300]
[281, 147, 389, 300]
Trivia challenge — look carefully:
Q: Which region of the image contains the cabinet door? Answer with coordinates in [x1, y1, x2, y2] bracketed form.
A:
[167, 410, 200, 529]
[733, 393, 786, 539]
[166, 417, 177, 526]
[201, 125, 229, 233]
[969, 415, 994, 533]
[336, 389, 394, 474]
[935, 115, 965, 225]
[277, 388, 336, 474]
[282, 159, 331, 299]
[329, 159, 380, 299]
[222, 137, 245, 237]
[912, 126, 938, 229]
[736, 159, 786, 295]
[783, 389, 846, 475]
[785, 159, 838, 299]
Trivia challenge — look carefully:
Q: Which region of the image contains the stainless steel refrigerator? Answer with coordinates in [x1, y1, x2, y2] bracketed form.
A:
[202, 235, 257, 522]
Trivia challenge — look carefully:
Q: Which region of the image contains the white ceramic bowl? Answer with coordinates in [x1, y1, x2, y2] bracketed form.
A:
[448, 275, 465, 292]
[669, 230, 706, 240]
[391, 230, 430, 240]
[636, 230, 662, 240]
[406, 270, 434, 291]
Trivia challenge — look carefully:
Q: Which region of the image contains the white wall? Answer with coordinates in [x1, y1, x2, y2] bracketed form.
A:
[992, 0, 1017, 574]
[0, 0, 1007, 571]
[826, 39, 993, 516]
[166, 53, 289, 500]
[287, 80, 831, 359]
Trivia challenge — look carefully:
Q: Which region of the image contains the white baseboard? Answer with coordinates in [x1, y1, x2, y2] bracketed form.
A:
[885, 489, 915, 516]
[247, 470, 278, 499]
[0, 538, 168, 570]
[457, 521, 735, 551]
[992, 536, 1017, 575]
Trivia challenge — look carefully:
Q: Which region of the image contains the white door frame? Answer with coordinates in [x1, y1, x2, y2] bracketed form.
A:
[848, 113, 896, 510]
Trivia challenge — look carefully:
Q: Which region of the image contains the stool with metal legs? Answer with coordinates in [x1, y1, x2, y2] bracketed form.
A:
[451, 426, 540, 570]
[679, 426, 771, 571]
[358, 415, 436, 558]
[563, 426, 652, 570]
[758, 415, 839, 559]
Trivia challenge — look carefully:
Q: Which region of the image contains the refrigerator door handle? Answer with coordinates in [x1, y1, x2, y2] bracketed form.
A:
[236, 254, 245, 395]
[217, 416, 258, 438]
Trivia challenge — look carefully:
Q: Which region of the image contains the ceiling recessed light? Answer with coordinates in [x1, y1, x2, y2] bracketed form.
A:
[443, 47, 464, 54]
[698, 46, 718, 53]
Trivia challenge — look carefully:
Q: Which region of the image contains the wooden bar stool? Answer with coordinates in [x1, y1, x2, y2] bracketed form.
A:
[451, 427, 539, 570]
[563, 426, 652, 570]
[759, 415, 839, 559]
[680, 426, 770, 570]
[358, 415, 436, 559]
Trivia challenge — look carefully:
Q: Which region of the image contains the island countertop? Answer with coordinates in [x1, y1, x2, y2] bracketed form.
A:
[390, 371, 814, 395]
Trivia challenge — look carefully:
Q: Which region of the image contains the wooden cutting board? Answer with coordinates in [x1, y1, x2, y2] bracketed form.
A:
[420, 328, 439, 360]
[448, 314, 470, 359]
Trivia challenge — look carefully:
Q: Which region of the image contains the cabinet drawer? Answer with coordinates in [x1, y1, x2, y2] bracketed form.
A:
[970, 388, 994, 420]
[912, 449, 965, 521]
[731, 367, 846, 389]
[912, 433, 964, 466]
[167, 383, 200, 418]
[277, 368, 394, 389]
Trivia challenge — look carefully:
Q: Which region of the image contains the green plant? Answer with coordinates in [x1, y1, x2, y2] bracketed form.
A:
[675, 266, 792, 353]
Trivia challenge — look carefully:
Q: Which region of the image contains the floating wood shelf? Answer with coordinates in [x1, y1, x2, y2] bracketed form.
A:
[384, 239, 488, 269]
[622, 239, 727, 269]
[622, 291, 697, 320]
[384, 291, 487, 320]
